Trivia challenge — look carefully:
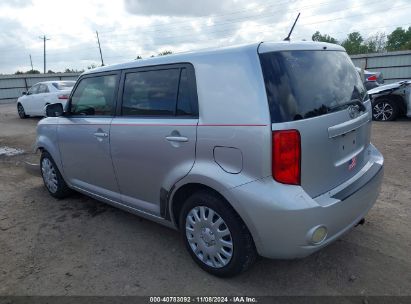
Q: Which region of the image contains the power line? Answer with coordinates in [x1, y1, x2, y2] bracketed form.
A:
[0, 0, 396, 59]
[0, 1, 409, 70]
[99, 3, 409, 48]
[99, 0, 361, 39]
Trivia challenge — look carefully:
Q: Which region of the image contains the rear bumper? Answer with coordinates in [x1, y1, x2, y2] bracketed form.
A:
[227, 143, 384, 259]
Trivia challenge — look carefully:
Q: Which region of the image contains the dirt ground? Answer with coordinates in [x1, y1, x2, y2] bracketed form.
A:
[0, 102, 410, 296]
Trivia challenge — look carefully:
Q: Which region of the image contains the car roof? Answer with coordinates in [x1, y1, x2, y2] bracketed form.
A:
[82, 41, 345, 76]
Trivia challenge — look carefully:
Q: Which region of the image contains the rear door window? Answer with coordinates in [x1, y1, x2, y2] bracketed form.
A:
[122, 69, 180, 116]
[69, 75, 118, 116]
[121, 66, 198, 117]
[259, 50, 367, 123]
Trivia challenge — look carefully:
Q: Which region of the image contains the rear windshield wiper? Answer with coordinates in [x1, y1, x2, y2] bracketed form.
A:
[328, 99, 366, 113]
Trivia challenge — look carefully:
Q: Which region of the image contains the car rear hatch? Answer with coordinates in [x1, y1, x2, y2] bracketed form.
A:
[258, 43, 372, 198]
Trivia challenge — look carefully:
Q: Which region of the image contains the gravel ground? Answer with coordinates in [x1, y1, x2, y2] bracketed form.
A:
[0, 102, 410, 296]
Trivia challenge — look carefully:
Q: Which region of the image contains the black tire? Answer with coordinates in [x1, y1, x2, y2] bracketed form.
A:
[372, 98, 399, 121]
[17, 103, 28, 119]
[40, 151, 72, 199]
[179, 190, 257, 277]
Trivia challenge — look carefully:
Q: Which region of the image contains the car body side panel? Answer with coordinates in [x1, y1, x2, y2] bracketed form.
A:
[57, 116, 120, 201]
[110, 118, 198, 216]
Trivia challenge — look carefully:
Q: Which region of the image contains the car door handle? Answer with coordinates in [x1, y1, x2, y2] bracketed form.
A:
[166, 136, 188, 142]
[94, 132, 108, 138]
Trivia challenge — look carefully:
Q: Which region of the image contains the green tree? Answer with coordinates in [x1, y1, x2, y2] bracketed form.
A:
[363, 32, 387, 53]
[312, 31, 338, 44]
[158, 50, 173, 56]
[386, 27, 411, 51]
[47, 70, 55, 74]
[25, 70, 40, 74]
[64, 68, 84, 73]
[135, 55, 142, 60]
[341, 32, 367, 55]
[87, 63, 98, 70]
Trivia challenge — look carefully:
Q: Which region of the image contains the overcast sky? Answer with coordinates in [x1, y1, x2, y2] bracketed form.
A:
[0, 0, 410, 74]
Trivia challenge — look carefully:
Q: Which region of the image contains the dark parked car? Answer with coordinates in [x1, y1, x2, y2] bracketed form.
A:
[356, 67, 384, 90]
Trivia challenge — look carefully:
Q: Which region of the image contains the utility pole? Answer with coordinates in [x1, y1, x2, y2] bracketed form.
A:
[96, 31, 104, 66]
[29, 54, 33, 71]
[39, 35, 50, 73]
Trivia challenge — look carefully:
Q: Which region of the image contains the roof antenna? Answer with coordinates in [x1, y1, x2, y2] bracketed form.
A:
[284, 13, 301, 41]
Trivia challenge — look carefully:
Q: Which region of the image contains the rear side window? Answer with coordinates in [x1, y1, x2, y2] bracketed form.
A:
[52, 81, 75, 90]
[70, 75, 117, 116]
[259, 50, 367, 123]
[177, 68, 194, 116]
[122, 67, 197, 117]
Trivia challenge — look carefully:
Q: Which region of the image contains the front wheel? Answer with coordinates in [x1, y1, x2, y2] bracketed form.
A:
[372, 98, 399, 121]
[180, 191, 257, 277]
[17, 103, 28, 119]
[40, 151, 71, 198]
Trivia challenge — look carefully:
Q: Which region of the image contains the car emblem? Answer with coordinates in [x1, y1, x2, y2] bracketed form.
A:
[348, 105, 360, 119]
[348, 156, 357, 171]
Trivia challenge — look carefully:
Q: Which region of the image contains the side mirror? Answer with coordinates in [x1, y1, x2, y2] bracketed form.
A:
[22, 91, 27, 95]
[45, 103, 64, 117]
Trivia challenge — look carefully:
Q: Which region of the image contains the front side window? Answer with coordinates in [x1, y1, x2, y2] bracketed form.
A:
[28, 84, 39, 95]
[70, 75, 117, 116]
[38, 84, 49, 94]
[122, 69, 180, 116]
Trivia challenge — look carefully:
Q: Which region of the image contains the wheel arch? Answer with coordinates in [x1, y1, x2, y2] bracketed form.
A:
[168, 181, 254, 242]
[36, 133, 64, 176]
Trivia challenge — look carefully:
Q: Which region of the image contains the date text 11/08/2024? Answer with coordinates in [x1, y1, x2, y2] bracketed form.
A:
[149, 296, 258, 303]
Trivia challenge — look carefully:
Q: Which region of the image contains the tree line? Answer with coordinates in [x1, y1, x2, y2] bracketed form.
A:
[312, 26, 411, 55]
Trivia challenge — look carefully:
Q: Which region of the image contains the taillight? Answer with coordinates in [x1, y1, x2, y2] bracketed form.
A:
[272, 130, 301, 185]
[58, 94, 69, 99]
[367, 75, 377, 81]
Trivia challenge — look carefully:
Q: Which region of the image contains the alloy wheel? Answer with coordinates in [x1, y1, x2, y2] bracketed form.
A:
[373, 102, 393, 121]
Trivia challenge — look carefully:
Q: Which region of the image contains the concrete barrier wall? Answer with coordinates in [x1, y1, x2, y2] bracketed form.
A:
[0, 73, 80, 104]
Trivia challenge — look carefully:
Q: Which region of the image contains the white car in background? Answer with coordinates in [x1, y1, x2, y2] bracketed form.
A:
[17, 81, 75, 118]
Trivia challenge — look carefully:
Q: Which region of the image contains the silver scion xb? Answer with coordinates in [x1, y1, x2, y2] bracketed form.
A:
[36, 41, 384, 277]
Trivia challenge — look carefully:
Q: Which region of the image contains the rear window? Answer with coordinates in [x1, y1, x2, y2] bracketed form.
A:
[52, 81, 75, 90]
[259, 50, 367, 123]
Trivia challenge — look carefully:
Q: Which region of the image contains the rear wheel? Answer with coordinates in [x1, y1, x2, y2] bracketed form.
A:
[40, 151, 71, 199]
[372, 98, 399, 121]
[180, 191, 257, 277]
[17, 103, 28, 119]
